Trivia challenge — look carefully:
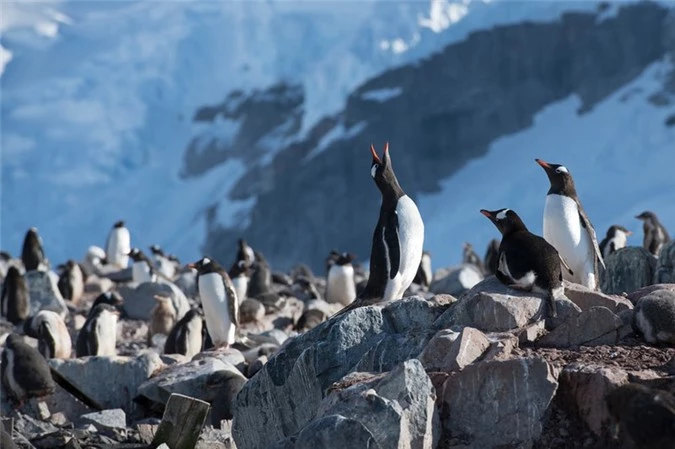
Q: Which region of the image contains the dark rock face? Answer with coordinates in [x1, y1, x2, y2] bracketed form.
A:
[191, 3, 669, 272]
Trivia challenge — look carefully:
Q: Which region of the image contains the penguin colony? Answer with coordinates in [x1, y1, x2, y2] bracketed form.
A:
[0, 143, 672, 444]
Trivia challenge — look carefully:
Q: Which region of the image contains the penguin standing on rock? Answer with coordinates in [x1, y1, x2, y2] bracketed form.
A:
[128, 248, 156, 284]
[25, 310, 72, 359]
[164, 308, 205, 358]
[335, 143, 424, 316]
[1, 333, 55, 407]
[480, 208, 571, 319]
[325, 252, 357, 306]
[413, 251, 432, 290]
[21, 227, 46, 271]
[189, 257, 239, 349]
[635, 211, 671, 257]
[76, 303, 120, 357]
[536, 159, 604, 290]
[90, 291, 124, 315]
[1, 266, 29, 324]
[462, 243, 484, 272]
[57, 260, 85, 304]
[105, 220, 131, 269]
[599, 225, 632, 259]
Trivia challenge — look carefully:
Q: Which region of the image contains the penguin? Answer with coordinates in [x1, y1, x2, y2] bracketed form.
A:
[148, 294, 177, 345]
[105, 220, 131, 269]
[76, 303, 120, 357]
[412, 251, 432, 289]
[25, 310, 72, 359]
[325, 252, 357, 306]
[82, 245, 108, 275]
[1, 266, 29, 324]
[21, 227, 46, 271]
[1, 333, 55, 407]
[335, 143, 424, 316]
[599, 225, 632, 260]
[189, 257, 239, 349]
[247, 251, 272, 298]
[325, 250, 340, 275]
[128, 248, 156, 284]
[480, 208, 572, 319]
[150, 245, 176, 279]
[57, 260, 85, 304]
[636, 211, 671, 257]
[0, 251, 13, 280]
[462, 242, 484, 272]
[536, 159, 605, 290]
[231, 239, 255, 272]
[295, 276, 323, 302]
[90, 291, 124, 315]
[605, 383, 675, 449]
[229, 260, 251, 304]
[164, 308, 205, 358]
[484, 239, 500, 275]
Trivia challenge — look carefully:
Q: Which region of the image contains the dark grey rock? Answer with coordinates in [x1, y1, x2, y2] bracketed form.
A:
[563, 281, 633, 314]
[634, 289, 675, 344]
[655, 241, 675, 284]
[24, 270, 68, 317]
[79, 409, 127, 430]
[601, 247, 657, 295]
[537, 306, 624, 347]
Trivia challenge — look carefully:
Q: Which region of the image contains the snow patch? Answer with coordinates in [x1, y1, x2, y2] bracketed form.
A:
[361, 87, 403, 102]
[306, 121, 368, 160]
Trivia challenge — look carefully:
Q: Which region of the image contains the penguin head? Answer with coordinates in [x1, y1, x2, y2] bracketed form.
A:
[335, 252, 356, 266]
[189, 256, 219, 274]
[535, 159, 576, 196]
[168, 254, 180, 263]
[113, 220, 125, 228]
[635, 211, 656, 221]
[149, 245, 164, 256]
[370, 143, 403, 195]
[90, 303, 121, 318]
[230, 259, 252, 278]
[480, 208, 528, 236]
[607, 225, 632, 238]
[127, 248, 147, 262]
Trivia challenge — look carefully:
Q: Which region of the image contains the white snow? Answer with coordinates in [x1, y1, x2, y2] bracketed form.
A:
[306, 121, 368, 161]
[418, 60, 675, 269]
[361, 87, 403, 103]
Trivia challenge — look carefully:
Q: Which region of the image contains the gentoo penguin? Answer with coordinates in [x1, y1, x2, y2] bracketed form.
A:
[1, 266, 29, 324]
[1, 333, 55, 406]
[335, 143, 424, 316]
[21, 227, 46, 271]
[229, 260, 251, 304]
[25, 310, 72, 359]
[247, 251, 272, 298]
[57, 260, 85, 304]
[484, 239, 500, 275]
[189, 257, 239, 348]
[105, 220, 131, 269]
[148, 294, 177, 345]
[536, 159, 605, 290]
[82, 245, 108, 275]
[599, 225, 632, 259]
[164, 308, 205, 358]
[90, 291, 124, 315]
[128, 248, 156, 284]
[480, 208, 571, 318]
[412, 251, 432, 289]
[150, 245, 176, 279]
[325, 250, 340, 275]
[605, 383, 675, 449]
[325, 252, 357, 306]
[76, 303, 119, 357]
[462, 242, 484, 272]
[636, 211, 671, 257]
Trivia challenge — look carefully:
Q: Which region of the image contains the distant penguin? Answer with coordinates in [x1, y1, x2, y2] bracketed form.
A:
[105, 220, 131, 269]
[90, 291, 124, 315]
[229, 260, 251, 304]
[76, 303, 119, 357]
[57, 260, 85, 304]
[1, 333, 55, 406]
[21, 227, 46, 271]
[481, 208, 572, 319]
[462, 242, 484, 272]
[295, 276, 322, 301]
[189, 257, 239, 349]
[636, 211, 671, 257]
[484, 239, 500, 275]
[128, 248, 156, 284]
[82, 245, 108, 275]
[164, 308, 205, 358]
[413, 251, 432, 289]
[0, 251, 13, 280]
[335, 143, 424, 316]
[150, 244, 176, 279]
[325, 252, 356, 306]
[599, 225, 632, 260]
[536, 159, 604, 290]
[1, 266, 29, 324]
[148, 294, 177, 345]
[26, 310, 72, 359]
[325, 250, 340, 275]
[247, 251, 272, 298]
[231, 239, 255, 271]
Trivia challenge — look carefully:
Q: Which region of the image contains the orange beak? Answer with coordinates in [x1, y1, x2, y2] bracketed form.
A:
[370, 144, 382, 164]
[480, 209, 492, 218]
[535, 158, 551, 169]
[187, 263, 196, 269]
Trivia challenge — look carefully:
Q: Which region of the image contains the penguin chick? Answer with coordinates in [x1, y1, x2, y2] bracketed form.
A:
[76, 303, 119, 357]
[480, 208, 570, 319]
[189, 257, 239, 349]
[1, 266, 29, 324]
[128, 248, 156, 284]
[57, 260, 85, 304]
[105, 220, 131, 269]
[636, 211, 671, 257]
[164, 308, 204, 358]
[605, 383, 675, 449]
[26, 310, 72, 359]
[1, 333, 55, 406]
[148, 294, 177, 345]
[82, 245, 108, 276]
[325, 252, 357, 306]
[484, 239, 500, 275]
[335, 143, 424, 317]
[462, 243, 484, 272]
[412, 251, 432, 290]
[599, 225, 632, 259]
[21, 227, 47, 271]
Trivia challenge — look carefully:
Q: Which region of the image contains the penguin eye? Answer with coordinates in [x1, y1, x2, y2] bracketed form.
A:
[555, 166, 568, 174]
[371, 164, 379, 178]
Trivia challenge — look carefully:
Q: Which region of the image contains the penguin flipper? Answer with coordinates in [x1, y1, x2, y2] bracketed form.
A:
[222, 273, 239, 327]
[559, 254, 574, 276]
[576, 202, 605, 269]
[384, 212, 400, 279]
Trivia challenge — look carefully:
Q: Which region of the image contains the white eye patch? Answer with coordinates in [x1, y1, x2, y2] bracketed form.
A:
[202, 257, 211, 265]
[371, 164, 379, 178]
[496, 209, 509, 220]
[555, 166, 568, 174]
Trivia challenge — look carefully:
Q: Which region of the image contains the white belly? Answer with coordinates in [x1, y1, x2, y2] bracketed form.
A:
[198, 273, 235, 346]
[326, 264, 356, 306]
[132, 262, 154, 284]
[106, 228, 131, 269]
[543, 194, 595, 287]
[498, 252, 536, 289]
[184, 317, 204, 358]
[35, 311, 72, 359]
[95, 311, 118, 356]
[232, 276, 248, 304]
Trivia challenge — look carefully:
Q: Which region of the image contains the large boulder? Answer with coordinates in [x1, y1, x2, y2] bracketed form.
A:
[24, 270, 68, 317]
[634, 289, 675, 344]
[563, 281, 633, 314]
[232, 296, 449, 449]
[601, 247, 656, 295]
[119, 281, 190, 321]
[537, 306, 624, 348]
[429, 265, 483, 297]
[418, 327, 489, 372]
[655, 241, 675, 284]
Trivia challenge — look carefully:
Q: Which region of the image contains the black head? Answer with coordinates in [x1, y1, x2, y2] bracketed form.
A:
[90, 303, 121, 317]
[635, 211, 657, 221]
[6, 265, 21, 280]
[480, 208, 529, 236]
[149, 245, 164, 256]
[335, 252, 356, 266]
[25, 227, 41, 244]
[607, 225, 632, 237]
[0, 251, 11, 261]
[168, 254, 180, 263]
[92, 291, 124, 310]
[230, 259, 252, 277]
[535, 159, 577, 197]
[127, 248, 147, 262]
[113, 220, 125, 228]
[189, 256, 220, 274]
[4, 333, 23, 350]
[370, 143, 404, 199]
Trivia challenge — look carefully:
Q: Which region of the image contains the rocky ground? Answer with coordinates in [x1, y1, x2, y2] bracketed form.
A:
[2, 241, 675, 449]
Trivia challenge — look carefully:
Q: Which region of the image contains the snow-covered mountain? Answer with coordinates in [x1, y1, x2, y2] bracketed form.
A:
[2, 0, 674, 272]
